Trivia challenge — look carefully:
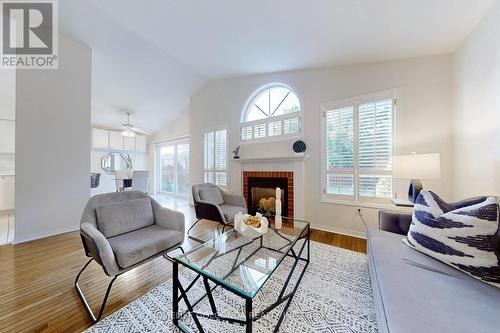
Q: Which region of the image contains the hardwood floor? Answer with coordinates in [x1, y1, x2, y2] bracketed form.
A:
[0, 196, 366, 333]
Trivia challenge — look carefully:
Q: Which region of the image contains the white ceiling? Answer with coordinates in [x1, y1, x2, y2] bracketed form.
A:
[59, 0, 496, 133]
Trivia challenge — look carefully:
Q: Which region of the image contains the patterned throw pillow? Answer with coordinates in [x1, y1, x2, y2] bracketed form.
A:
[404, 190, 500, 287]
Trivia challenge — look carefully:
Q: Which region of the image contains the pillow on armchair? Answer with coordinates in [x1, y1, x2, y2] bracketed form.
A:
[404, 190, 500, 287]
[199, 188, 224, 206]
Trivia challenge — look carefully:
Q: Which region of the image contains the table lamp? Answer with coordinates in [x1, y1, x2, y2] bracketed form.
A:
[393, 153, 441, 202]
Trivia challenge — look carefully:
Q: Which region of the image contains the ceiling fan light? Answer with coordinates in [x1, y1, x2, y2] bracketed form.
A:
[121, 129, 135, 137]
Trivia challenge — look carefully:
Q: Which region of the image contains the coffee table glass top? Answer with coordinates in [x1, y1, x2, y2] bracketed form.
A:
[175, 217, 309, 298]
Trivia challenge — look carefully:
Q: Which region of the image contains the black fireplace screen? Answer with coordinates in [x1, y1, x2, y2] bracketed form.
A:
[247, 177, 288, 216]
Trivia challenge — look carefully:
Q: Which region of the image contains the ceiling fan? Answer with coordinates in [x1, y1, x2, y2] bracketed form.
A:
[119, 112, 148, 137]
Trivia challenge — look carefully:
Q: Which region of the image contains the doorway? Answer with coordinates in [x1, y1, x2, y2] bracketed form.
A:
[157, 139, 189, 197]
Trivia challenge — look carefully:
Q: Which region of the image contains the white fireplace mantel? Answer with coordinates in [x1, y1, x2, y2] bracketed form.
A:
[229, 153, 306, 220]
[231, 154, 308, 164]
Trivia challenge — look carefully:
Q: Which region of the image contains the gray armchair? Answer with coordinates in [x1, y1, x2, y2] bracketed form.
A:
[190, 183, 247, 242]
[75, 191, 185, 322]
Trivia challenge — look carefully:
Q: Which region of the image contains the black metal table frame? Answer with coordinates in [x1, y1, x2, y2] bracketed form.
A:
[172, 223, 310, 333]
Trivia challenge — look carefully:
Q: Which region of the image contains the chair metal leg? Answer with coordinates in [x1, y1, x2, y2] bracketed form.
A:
[188, 219, 205, 243]
[74, 258, 118, 323]
[220, 221, 234, 235]
[164, 246, 185, 262]
[187, 219, 202, 236]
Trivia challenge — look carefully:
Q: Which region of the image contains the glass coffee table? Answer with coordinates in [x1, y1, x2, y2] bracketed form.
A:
[172, 216, 310, 333]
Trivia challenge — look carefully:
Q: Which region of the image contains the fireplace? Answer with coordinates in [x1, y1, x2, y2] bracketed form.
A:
[243, 171, 294, 218]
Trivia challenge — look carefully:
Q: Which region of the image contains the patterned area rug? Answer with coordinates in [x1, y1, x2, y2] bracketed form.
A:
[86, 241, 377, 333]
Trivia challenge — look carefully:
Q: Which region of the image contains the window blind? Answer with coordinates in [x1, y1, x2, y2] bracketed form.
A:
[254, 123, 266, 138]
[268, 120, 282, 136]
[241, 126, 252, 140]
[358, 100, 393, 171]
[358, 99, 393, 199]
[325, 106, 354, 196]
[323, 93, 394, 204]
[283, 117, 300, 134]
[204, 129, 228, 186]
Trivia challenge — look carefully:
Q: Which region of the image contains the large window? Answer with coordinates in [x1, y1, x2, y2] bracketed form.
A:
[321, 91, 395, 205]
[158, 139, 189, 196]
[204, 129, 228, 186]
[241, 84, 301, 141]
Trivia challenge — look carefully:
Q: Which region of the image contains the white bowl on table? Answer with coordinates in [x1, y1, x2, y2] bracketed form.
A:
[234, 212, 269, 237]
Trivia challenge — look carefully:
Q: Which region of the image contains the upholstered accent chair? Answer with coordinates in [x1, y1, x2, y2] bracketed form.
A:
[130, 170, 149, 193]
[75, 191, 185, 322]
[190, 183, 247, 242]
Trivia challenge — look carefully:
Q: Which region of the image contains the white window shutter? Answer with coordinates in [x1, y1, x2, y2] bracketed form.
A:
[358, 100, 393, 171]
[204, 129, 228, 186]
[204, 132, 215, 170]
[214, 129, 227, 170]
[358, 99, 393, 199]
[324, 106, 355, 197]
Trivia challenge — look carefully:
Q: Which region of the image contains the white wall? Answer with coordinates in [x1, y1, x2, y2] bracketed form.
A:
[15, 35, 92, 243]
[189, 55, 454, 236]
[453, 1, 500, 199]
[148, 107, 190, 194]
[150, 107, 190, 143]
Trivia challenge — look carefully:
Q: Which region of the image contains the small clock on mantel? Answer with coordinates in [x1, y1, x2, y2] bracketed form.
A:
[292, 140, 306, 153]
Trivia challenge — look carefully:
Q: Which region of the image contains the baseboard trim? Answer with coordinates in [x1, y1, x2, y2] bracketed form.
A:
[13, 225, 79, 244]
[11, 223, 366, 243]
[311, 223, 367, 240]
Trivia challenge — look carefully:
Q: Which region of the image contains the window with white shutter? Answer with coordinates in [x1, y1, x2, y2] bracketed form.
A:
[241, 83, 302, 142]
[204, 129, 228, 186]
[325, 106, 355, 199]
[321, 91, 395, 205]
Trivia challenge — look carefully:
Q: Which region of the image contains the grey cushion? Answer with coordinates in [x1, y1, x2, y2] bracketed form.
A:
[368, 229, 500, 333]
[96, 197, 154, 238]
[199, 188, 224, 205]
[219, 204, 247, 223]
[108, 224, 184, 268]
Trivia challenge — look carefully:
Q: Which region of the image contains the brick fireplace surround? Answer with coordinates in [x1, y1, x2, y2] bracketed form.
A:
[242, 171, 294, 218]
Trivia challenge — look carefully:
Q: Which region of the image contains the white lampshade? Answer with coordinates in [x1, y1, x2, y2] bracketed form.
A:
[393, 153, 441, 179]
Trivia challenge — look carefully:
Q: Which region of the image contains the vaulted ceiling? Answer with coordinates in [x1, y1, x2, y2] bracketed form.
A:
[60, 0, 497, 133]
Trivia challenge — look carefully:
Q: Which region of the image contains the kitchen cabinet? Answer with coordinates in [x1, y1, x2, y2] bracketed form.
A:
[0, 175, 15, 211]
[0, 120, 15, 154]
[123, 135, 135, 151]
[92, 128, 109, 149]
[135, 135, 147, 153]
[0, 212, 14, 244]
[91, 128, 147, 153]
[108, 130, 124, 150]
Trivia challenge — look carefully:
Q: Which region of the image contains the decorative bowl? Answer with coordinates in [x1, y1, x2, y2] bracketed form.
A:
[234, 212, 269, 237]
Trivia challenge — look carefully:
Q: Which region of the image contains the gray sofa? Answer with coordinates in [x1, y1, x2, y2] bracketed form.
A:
[369, 201, 500, 333]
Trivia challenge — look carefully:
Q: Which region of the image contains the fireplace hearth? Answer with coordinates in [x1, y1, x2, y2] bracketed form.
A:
[243, 171, 294, 218]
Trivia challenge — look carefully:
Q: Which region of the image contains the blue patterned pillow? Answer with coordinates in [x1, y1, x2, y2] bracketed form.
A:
[404, 190, 500, 287]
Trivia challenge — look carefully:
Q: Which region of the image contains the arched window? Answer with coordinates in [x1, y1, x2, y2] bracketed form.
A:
[241, 84, 302, 141]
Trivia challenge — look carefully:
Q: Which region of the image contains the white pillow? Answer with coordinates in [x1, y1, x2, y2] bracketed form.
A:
[404, 190, 500, 288]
